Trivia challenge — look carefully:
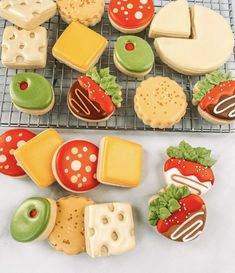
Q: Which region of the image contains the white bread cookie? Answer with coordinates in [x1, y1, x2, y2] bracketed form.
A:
[0, 0, 56, 30]
[149, 0, 190, 38]
[1, 26, 47, 69]
[85, 203, 135, 257]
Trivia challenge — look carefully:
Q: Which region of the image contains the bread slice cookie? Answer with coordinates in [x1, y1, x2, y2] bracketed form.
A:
[48, 196, 95, 255]
[134, 77, 187, 129]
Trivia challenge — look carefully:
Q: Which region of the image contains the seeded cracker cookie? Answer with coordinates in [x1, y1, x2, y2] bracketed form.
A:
[134, 77, 187, 129]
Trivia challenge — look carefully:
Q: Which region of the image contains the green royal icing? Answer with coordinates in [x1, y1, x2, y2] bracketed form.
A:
[114, 36, 154, 73]
[193, 70, 232, 102]
[167, 140, 216, 168]
[10, 197, 51, 242]
[148, 184, 190, 226]
[10, 73, 53, 110]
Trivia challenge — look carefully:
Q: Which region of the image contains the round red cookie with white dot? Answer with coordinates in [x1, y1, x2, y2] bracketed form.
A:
[52, 140, 100, 193]
[108, 0, 155, 33]
[0, 129, 36, 177]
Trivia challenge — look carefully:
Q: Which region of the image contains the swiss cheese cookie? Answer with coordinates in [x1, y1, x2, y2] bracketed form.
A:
[0, 129, 36, 177]
[193, 70, 235, 124]
[134, 77, 187, 128]
[108, 0, 154, 33]
[114, 36, 154, 78]
[0, 0, 56, 30]
[48, 196, 95, 255]
[56, 0, 104, 26]
[1, 26, 47, 69]
[10, 197, 57, 243]
[85, 203, 135, 257]
[52, 140, 100, 193]
[148, 185, 206, 242]
[165, 141, 216, 195]
[10, 72, 55, 116]
[67, 67, 122, 122]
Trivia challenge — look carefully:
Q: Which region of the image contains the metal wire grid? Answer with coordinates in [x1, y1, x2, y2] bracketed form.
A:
[0, 0, 234, 132]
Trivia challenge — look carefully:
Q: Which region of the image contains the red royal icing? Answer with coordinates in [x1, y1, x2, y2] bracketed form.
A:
[29, 209, 38, 218]
[164, 158, 214, 183]
[54, 140, 100, 192]
[125, 42, 135, 51]
[157, 194, 204, 233]
[20, 81, 28, 90]
[0, 129, 36, 177]
[108, 0, 154, 29]
[200, 80, 235, 110]
[78, 77, 115, 115]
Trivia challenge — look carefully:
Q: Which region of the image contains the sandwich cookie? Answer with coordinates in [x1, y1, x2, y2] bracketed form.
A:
[165, 141, 216, 195]
[10, 73, 55, 116]
[68, 67, 122, 122]
[114, 36, 154, 78]
[148, 185, 206, 242]
[10, 197, 57, 243]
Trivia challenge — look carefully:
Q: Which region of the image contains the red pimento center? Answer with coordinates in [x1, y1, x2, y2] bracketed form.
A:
[29, 209, 38, 218]
[125, 42, 135, 51]
[19, 81, 28, 90]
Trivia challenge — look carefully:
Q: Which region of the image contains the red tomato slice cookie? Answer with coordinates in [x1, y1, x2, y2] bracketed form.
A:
[108, 0, 154, 33]
[0, 129, 36, 177]
[53, 140, 100, 192]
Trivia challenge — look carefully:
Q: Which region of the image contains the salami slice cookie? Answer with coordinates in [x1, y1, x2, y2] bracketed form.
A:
[0, 129, 36, 177]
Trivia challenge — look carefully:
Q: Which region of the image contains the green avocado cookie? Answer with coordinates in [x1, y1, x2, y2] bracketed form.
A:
[114, 36, 154, 78]
[10, 73, 55, 116]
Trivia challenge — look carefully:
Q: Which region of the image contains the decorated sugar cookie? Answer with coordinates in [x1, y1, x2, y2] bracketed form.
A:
[164, 141, 216, 195]
[193, 70, 235, 124]
[10, 197, 57, 243]
[68, 67, 122, 122]
[10, 73, 55, 116]
[148, 185, 206, 242]
[52, 140, 100, 192]
[0, 129, 36, 177]
[114, 36, 154, 78]
[108, 0, 154, 33]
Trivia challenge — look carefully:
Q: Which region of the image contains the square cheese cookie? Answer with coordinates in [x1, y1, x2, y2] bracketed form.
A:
[97, 136, 143, 187]
[14, 129, 64, 188]
[1, 26, 47, 69]
[85, 203, 135, 257]
[0, 0, 56, 30]
[52, 21, 108, 73]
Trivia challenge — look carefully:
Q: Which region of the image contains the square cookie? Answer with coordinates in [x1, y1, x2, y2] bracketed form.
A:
[52, 21, 108, 73]
[97, 136, 143, 187]
[0, 0, 56, 30]
[1, 26, 47, 69]
[14, 129, 64, 188]
[85, 203, 135, 257]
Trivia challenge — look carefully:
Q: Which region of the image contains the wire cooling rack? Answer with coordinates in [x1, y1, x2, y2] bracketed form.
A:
[0, 0, 234, 132]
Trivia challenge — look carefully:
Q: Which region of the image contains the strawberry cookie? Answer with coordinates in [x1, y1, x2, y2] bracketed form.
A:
[164, 141, 216, 195]
[108, 0, 154, 33]
[0, 129, 36, 177]
[67, 67, 122, 122]
[52, 140, 100, 192]
[148, 185, 206, 242]
[193, 70, 235, 124]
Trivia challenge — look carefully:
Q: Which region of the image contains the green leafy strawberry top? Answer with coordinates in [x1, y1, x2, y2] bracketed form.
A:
[148, 184, 190, 226]
[86, 67, 123, 106]
[193, 70, 232, 102]
[167, 141, 216, 168]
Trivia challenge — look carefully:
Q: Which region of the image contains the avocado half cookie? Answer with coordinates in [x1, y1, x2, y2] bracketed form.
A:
[10, 197, 57, 243]
[10, 73, 55, 116]
[114, 36, 154, 78]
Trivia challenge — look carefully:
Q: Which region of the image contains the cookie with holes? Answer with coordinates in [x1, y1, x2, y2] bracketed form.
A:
[48, 196, 95, 255]
[10, 72, 55, 116]
[10, 197, 57, 243]
[85, 203, 135, 257]
[114, 35, 154, 78]
[148, 185, 206, 242]
[1, 26, 47, 69]
[0, 129, 36, 177]
[52, 140, 100, 193]
[0, 0, 56, 30]
[108, 0, 154, 33]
